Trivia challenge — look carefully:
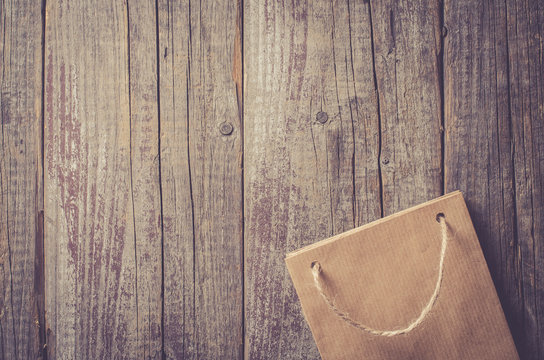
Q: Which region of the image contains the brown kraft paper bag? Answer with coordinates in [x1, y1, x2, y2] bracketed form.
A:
[285, 191, 519, 359]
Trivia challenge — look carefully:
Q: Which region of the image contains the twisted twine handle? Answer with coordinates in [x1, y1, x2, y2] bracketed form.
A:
[311, 213, 448, 337]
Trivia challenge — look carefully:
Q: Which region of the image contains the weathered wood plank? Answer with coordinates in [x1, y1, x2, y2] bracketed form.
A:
[443, 0, 516, 348]
[370, 0, 443, 214]
[0, 0, 45, 358]
[158, 0, 243, 358]
[505, 1, 544, 356]
[127, 0, 163, 357]
[244, 1, 381, 358]
[156, 2, 195, 357]
[44, 1, 160, 357]
[444, 0, 543, 357]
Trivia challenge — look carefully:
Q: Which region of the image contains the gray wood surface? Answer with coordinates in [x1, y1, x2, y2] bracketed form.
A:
[158, 0, 243, 359]
[243, 1, 381, 358]
[44, 1, 141, 358]
[370, 0, 443, 214]
[244, 0, 444, 358]
[0, 0, 542, 358]
[445, 0, 543, 358]
[128, 0, 163, 357]
[0, 0, 45, 358]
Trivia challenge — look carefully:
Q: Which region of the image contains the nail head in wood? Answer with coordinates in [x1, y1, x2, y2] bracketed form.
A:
[219, 122, 234, 135]
[316, 111, 328, 124]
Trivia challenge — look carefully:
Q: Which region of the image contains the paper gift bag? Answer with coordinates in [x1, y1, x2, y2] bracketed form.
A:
[285, 191, 518, 360]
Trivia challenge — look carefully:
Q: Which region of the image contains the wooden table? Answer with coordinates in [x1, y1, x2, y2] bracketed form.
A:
[1, 0, 541, 359]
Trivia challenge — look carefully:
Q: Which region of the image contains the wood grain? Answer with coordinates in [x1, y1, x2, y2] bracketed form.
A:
[505, 1, 544, 356]
[0, 0, 45, 358]
[444, 0, 543, 358]
[45, 1, 145, 357]
[244, 1, 381, 358]
[158, 0, 243, 358]
[370, 0, 443, 214]
[128, 0, 163, 357]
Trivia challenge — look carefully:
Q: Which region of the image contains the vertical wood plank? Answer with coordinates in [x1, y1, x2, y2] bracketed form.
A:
[127, 0, 163, 357]
[158, 0, 243, 358]
[244, 1, 381, 357]
[156, 2, 195, 357]
[443, 0, 516, 348]
[45, 0, 162, 357]
[444, 0, 543, 357]
[505, 0, 543, 356]
[0, 0, 45, 358]
[370, 0, 443, 214]
[45, 1, 134, 357]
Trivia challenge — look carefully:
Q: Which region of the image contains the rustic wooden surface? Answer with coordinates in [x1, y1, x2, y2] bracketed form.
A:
[0, 0, 45, 359]
[158, 0, 243, 358]
[44, 1, 143, 358]
[370, 0, 443, 215]
[444, 0, 543, 358]
[0, 0, 542, 359]
[244, 1, 383, 358]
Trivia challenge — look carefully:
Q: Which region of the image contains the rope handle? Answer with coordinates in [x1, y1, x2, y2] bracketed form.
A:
[311, 213, 448, 337]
